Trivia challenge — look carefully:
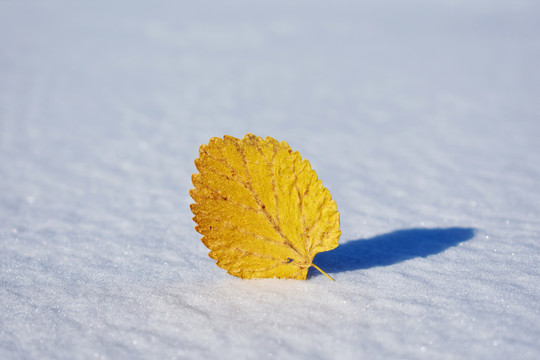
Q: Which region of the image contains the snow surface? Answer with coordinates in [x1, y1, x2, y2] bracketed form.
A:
[1, 1, 539, 359]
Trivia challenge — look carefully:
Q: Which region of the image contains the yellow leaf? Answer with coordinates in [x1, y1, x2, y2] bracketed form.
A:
[190, 134, 341, 280]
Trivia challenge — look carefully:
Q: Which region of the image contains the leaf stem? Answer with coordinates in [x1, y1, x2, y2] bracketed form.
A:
[311, 263, 335, 281]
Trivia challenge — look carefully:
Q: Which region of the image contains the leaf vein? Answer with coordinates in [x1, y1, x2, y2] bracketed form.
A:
[236, 140, 305, 259]
[268, 145, 281, 232]
[196, 184, 260, 213]
[201, 148, 252, 191]
[228, 247, 285, 263]
[220, 221, 289, 249]
[293, 160, 310, 255]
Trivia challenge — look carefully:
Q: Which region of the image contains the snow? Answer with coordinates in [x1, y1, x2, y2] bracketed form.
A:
[1, 0, 539, 359]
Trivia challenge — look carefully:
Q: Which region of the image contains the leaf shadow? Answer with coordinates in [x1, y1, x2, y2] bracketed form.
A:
[310, 227, 476, 277]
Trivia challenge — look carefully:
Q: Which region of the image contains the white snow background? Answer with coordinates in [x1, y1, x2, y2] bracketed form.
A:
[1, 1, 539, 359]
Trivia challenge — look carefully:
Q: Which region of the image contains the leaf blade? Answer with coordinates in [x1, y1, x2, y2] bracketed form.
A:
[190, 134, 340, 280]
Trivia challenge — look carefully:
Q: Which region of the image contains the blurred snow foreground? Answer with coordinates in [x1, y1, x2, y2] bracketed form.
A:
[1, 1, 539, 359]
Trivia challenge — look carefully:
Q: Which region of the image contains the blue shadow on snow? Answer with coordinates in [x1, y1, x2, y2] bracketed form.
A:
[311, 227, 475, 276]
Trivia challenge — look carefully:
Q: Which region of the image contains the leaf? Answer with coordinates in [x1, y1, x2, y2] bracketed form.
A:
[189, 134, 341, 280]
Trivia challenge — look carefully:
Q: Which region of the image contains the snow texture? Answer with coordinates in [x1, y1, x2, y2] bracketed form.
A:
[1, 1, 539, 359]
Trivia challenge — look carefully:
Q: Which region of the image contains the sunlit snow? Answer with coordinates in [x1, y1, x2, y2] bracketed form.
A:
[1, 1, 539, 359]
